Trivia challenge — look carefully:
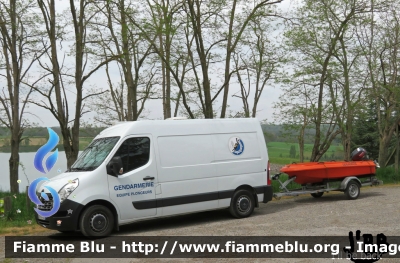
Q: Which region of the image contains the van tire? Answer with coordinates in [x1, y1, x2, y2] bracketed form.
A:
[80, 205, 114, 237]
[229, 189, 255, 218]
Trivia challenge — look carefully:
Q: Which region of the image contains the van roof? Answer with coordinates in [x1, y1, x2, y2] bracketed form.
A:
[95, 118, 261, 139]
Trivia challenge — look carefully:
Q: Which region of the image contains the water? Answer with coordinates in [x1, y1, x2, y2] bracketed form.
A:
[0, 152, 75, 192]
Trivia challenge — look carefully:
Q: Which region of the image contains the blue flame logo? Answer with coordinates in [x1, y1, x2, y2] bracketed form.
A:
[28, 127, 60, 218]
[28, 177, 61, 218]
[34, 127, 59, 173]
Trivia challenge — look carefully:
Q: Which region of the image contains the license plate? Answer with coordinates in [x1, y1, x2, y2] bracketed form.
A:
[38, 215, 46, 220]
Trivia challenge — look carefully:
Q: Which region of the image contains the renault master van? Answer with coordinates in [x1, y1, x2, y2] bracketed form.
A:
[34, 118, 273, 237]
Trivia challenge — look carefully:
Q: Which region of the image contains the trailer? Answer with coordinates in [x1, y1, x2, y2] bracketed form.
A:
[272, 173, 382, 200]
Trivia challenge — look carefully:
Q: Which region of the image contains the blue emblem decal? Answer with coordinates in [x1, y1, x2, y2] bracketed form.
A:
[229, 137, 244, 155]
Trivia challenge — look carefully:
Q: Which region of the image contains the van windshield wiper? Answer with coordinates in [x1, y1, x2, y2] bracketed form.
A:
[69, 167, 93, 172]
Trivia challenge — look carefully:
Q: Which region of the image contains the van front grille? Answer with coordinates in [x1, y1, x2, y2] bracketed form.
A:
[36, 193, 53, 211]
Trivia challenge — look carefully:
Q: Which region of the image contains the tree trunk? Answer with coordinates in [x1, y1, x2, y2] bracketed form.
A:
[159, 33, 166, 119]
[174, 90, 181, 117]
[378, 135, 390, 167]
[299, 125, 305, 163]
[10, 0, 21, 194]
[396, 124, 399, 174]
[220, 0, 236, 118]
[165, 32, 172, 119]
[187, 0, 213, 118]
[9, 137, 20, 193]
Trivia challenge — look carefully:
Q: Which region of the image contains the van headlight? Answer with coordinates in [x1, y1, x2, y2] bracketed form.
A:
[58, 179, 79, 203]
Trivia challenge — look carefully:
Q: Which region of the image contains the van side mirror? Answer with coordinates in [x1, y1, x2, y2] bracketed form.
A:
[107, 156, 123, 177]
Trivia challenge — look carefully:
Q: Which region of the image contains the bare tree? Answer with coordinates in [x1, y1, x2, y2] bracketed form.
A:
[0, 0, 46, 193]
[83, 0, 163, 125]
[31, 0, 116, 168]
[219, 0, 284, 118]
[232, 18, 284, 118]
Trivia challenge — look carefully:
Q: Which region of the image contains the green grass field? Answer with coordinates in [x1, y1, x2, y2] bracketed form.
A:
[267, 142, 345, 164]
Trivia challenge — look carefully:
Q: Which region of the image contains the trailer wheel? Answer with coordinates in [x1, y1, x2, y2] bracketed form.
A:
[345, 181, 360, 200]
[229, 189, 255, 218]
[79, 205, 114, 237]
[311, 192, 324, 198]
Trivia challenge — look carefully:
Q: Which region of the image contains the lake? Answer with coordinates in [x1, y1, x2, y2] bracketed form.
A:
[0, 152, 80, 192]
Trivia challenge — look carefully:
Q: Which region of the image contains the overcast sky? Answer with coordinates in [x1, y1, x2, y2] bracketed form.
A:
[26, 0, 294, 127]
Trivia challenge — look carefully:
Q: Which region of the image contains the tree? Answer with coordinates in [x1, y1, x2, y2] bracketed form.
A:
[356, 0, 400, 166]
[88, 0, 158, 124]
[0, 0, 46, 193]
[274, 84, 314, 162]
[283, 0, 371, 161]
[219, 0, 283, 118]
[232, 17, 284, 118]
[31, 0, 115, 168]
[352, 102, 379, 160]
[289, 145, 296, 158]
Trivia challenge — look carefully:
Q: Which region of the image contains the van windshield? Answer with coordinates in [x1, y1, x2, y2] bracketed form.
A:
[69, 136, 120, 172]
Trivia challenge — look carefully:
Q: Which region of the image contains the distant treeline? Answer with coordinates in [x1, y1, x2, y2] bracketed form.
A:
[261, 124, 342, 145]
[0, 124, 336, 145]
[0, 126, 104, 152]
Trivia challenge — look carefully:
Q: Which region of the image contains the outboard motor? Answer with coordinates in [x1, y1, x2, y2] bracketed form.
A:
[351, 147, 368, 161]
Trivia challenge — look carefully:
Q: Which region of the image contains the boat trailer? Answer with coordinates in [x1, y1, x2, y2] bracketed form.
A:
[272, 173, 382, 200]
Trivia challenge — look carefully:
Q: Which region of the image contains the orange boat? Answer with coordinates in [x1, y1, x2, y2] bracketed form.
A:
[280, 160, 377, 185]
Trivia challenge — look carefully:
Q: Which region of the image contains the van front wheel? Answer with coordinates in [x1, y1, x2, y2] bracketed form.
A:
[80, 205, 114, 237]
[229, 189, 255, 218]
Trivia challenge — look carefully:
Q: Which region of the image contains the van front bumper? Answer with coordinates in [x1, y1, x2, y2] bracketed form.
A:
[35, 199, 84, 232]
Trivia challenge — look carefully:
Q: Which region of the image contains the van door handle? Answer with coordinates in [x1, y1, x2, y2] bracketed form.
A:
[143, 176, 155, 181]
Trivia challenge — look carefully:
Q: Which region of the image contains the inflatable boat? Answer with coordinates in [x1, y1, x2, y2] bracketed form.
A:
[280, 160, 377, 185]
[280, 147, 379, 185]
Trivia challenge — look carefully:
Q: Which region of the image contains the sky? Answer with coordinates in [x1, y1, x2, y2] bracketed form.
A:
[24, 0, 295, 127]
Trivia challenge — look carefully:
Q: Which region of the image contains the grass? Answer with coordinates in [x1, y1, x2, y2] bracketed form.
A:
[376, 167, 400, 184]
[267, 142, 345, 164]
[0, 191, 48, 236]
[271, 173, 301, 192]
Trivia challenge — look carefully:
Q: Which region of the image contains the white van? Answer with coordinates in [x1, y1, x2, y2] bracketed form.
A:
[35, 118, 273, 237]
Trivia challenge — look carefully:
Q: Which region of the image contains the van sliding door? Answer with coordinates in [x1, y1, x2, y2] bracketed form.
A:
[156, 134, 218, 216]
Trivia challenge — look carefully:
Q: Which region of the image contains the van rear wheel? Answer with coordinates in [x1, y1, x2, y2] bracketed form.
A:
[79, 205, 114, 237]
[229, 189, 255, 218]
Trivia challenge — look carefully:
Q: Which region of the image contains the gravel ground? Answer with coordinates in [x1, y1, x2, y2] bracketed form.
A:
[1, 185, 399, 263]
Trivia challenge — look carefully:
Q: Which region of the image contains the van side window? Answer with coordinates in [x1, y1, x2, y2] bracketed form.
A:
[113, 137, 150, 173]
